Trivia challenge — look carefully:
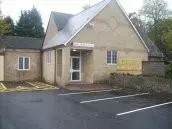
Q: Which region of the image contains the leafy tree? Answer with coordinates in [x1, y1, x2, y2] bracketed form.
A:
[15, 7, 44, 38]
[163, 19, 172, 52]
[140, 0, 168, 22]
[164, 30, 172, 51]
[4, 16, 15, 35]
[140, 0, 168, 44]
[0, 19, 11, 35]
[129, 12, 147, 35]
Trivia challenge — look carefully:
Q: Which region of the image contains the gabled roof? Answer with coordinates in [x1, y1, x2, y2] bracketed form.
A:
[0, 36, 43, 50]
[51, 12, 73, 31]
[43, 0, 163, 58]
[43, 0, 112, 49]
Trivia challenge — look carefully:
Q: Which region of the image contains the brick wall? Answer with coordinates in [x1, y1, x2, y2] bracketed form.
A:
[142, 61, 165, 76]
[110, 74, 172, 93]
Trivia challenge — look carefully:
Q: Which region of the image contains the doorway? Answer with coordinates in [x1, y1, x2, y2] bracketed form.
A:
[70, 52, 81, 81]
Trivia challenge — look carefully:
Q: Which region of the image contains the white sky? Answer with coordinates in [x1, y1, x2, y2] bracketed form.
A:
[1, 0, 172, 29]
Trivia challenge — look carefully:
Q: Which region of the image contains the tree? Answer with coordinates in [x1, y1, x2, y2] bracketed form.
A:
[140, 0, 168, 22]
[15, 7, 44, 38]
[129, 12, 148, 35]
[140, 0, 168, 44]
[164, 30, 172, 51]
[0, 19, 11, 35]
[163, 19, 172, 51]
[4, 16, 15, 35]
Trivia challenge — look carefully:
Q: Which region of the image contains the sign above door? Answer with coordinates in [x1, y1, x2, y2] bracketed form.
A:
[73, 42, 94, 48]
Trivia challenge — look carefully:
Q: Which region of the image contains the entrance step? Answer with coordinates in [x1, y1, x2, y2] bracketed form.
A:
[66, 83, 112, 91]
[68, 82, 91, 85]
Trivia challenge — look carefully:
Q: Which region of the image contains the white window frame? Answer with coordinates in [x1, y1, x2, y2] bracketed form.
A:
[47, 51, 51, 64]
[107, 50, 117, 65]
[18, 57, 30, 71]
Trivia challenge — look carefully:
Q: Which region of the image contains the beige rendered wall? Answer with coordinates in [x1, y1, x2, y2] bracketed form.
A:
[43, 14, 58, 47]
[4, 49, 41, 81]
[43, 48, 71, 86]
[72, 0, 148, 82]
[55, 49, 63, 86]
[60, 47, 70, 86]
[53, 48, 94, 86]
[81, 51, 94, 84]
[0, 55, 4, 81]
[42, 50, 55, 84]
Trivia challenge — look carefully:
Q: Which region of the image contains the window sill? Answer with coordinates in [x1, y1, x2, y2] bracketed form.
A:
[17, 69, 30, 71]
[107, 63, 117, 66]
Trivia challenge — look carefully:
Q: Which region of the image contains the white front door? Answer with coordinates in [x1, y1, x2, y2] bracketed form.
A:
[70, 57, 81, 81]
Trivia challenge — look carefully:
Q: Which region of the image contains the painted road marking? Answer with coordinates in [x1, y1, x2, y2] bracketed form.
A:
[0, 83, 7, 90]
[26, 82, 39, 88]
[26, 81, 59, 89]
[80, 93, 149, 104]
[116, 101, 172, 116]
[58, 89, 119, 96]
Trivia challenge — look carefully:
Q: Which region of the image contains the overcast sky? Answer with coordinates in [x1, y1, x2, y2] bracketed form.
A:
[1, 0, 172, 29]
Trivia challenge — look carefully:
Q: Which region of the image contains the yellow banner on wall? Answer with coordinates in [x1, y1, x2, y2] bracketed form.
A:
[116, 60, 142, 72]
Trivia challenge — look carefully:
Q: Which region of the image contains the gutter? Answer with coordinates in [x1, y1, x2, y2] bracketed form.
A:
[40, 50, 43, 81]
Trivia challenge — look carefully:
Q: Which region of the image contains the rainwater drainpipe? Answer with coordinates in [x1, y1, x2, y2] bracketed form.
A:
[54, 49, 57, 85]
[40, 50, 43, 82]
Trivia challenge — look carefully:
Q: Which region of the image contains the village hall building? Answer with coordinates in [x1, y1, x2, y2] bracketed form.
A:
[0, 0, 164, 86]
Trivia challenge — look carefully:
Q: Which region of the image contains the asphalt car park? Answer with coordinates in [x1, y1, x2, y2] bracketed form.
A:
[0, 88, 172, 129]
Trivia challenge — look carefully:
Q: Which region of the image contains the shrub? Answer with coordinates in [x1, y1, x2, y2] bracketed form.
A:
[165, 64, 172, 79]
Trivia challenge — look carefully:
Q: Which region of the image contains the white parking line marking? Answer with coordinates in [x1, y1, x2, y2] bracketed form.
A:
[80, 93, 149, 104]
[58, 89, 119, 96]
[116, 101, 172, 116]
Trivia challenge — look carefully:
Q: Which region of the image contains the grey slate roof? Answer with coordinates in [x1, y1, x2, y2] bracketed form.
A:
[130, 18, 163, 57]
[51, 12, 73, 31]
[43, 0, 163, 58]
[0, 36, 43, 50]
[43, 0, 111, 49]
[0, 49, 3, 55]
[139, 31, 163, 57]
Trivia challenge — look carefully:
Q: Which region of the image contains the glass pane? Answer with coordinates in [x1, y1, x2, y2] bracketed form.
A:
[112, 51, 117, 63]
[72, 58, 80, 70]
[19, 57, 23, 69]
[107, 51, 111, 63]
[72, 72, 80, 80]
[107, 57, 111, 64]
[25, 58, 29, 69]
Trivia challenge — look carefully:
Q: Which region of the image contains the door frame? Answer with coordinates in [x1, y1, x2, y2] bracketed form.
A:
[70, 53, 81, 81]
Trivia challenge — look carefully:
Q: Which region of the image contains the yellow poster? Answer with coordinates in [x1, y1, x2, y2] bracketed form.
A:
[116, 60, 142, 74]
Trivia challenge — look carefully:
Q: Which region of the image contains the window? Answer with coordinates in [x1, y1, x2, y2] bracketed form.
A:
[47, 51, 51, 63]
[107, 50, 117, 64]
[18, 57, 30, 70]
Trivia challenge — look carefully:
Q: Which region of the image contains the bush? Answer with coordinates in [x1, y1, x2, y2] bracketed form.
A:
[165, 64, 172, 78]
